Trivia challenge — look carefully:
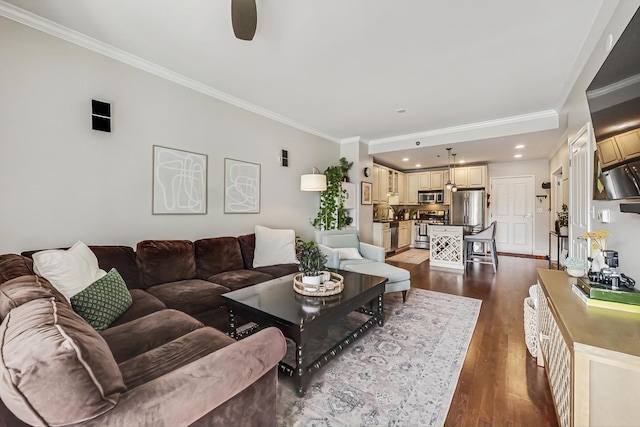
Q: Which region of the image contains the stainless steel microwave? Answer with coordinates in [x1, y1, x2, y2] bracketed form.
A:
[418, 191, 444, 204]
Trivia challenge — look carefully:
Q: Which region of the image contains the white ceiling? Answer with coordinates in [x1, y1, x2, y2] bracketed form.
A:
[1, 0, 608, 170]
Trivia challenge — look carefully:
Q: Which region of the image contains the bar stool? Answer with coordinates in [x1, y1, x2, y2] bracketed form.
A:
[463, 221, 498, 272]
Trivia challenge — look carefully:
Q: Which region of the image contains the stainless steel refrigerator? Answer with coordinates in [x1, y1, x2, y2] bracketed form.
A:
[451, 189, 485, 231]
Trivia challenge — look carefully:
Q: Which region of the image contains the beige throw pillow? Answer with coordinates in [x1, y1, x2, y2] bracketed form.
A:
[32, 241, 106, 300]
[253, 225, 298, 267]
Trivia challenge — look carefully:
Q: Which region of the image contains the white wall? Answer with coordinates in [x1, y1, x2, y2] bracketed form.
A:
[557, 1, 640, 279]
[488, 159, 550, 256]
[0, 17, 339, 253]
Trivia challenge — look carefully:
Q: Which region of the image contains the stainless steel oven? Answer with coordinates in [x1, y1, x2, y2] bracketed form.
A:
[414, 221, 429, 249]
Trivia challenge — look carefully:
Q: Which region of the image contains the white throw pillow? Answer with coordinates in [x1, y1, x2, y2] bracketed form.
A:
[337, 247, 364, 260]
[33, 241, 107, 300]
[253, 225, 298, 267]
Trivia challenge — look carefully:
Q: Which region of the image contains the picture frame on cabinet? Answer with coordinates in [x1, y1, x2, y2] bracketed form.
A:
[361, 181, 372, 205]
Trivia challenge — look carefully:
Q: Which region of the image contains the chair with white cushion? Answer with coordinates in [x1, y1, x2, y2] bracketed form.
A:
[314, 230, 411, 302]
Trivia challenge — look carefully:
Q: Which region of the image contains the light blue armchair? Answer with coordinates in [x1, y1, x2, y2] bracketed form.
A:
[314, 230, 411, 302]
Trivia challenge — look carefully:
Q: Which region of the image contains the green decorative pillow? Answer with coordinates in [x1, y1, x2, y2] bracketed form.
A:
[70, 268, 132, 331]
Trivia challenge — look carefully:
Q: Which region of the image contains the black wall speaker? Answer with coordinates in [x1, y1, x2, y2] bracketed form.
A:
[92, 99, 111, 132]
[542, 182, 551, 189]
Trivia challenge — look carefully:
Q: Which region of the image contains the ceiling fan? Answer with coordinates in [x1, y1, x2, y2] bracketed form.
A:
[231, 0, 257, 41]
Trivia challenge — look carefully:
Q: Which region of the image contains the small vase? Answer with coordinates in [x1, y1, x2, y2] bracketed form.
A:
[567, 268, 586, 278]
[559, 226, 568, 236]
[590, 250, 607, 272]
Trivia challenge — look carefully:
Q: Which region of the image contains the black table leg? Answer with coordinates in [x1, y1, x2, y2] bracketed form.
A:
[295, 343, 308, 397]
[377, 292, 384, 326]
[228, 308, 236, 339]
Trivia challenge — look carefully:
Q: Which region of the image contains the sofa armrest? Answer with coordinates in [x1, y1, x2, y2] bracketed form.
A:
[359, 242, 385, 262]
[317, 244, 340, 269]
[85, 327, 286, 427]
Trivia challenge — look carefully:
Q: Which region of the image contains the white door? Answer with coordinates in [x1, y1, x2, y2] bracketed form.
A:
[491, 176, 534, 254]
[569, 124, 592, 259]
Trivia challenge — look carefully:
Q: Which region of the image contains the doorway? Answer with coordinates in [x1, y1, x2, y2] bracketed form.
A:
[490, 175, 534, 255]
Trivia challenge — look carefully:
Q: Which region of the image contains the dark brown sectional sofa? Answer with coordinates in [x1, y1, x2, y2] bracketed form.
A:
[0, 233, 299, 426]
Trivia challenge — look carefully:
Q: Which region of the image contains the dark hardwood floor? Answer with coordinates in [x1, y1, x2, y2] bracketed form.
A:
[387, 254, 559, 427]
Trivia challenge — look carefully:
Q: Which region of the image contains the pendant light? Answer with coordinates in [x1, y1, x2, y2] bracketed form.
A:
[445, 148, 453, 191]
[451, 153, 458, 192]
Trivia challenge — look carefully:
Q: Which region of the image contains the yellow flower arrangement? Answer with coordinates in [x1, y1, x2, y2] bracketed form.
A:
[583, 229, 612, 251]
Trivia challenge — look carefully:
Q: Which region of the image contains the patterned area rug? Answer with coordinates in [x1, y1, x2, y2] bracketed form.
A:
[276, 289, 482, 426]
[386, 249, 430, 264]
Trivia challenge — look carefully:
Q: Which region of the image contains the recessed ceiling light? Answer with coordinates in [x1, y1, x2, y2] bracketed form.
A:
[415, 164, 421, 168]
[458, 160, 465, 164]
[397, 108, 406, 113]
[402, 157, 409, 161]
[515, 144, 525, 149]
[514, 154, 523, 158]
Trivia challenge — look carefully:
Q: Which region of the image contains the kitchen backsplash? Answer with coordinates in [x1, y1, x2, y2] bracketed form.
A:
[374, 203, 449, 220]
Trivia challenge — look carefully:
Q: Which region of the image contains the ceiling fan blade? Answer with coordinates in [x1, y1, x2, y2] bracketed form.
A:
[231, 0, 257, 41]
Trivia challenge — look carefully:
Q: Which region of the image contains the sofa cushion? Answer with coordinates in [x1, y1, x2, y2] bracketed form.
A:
[118, 327, 234, 389]
[100, 309, 204, 363]
[253, 264, 300, 278]
[109, 289, 167, 327]
[32, 241, 107, 300]
[194, 237, 245, 279]
[90, 245, 142, 289]
[252, 225, 297, 267]
[337, 247, 364, 260]
[136, 240, 196, 288]
[237, 233, 257, 269]
[320, 233, 360, 249]
[0, 275, 67, 321]
[0, 254, 34, 285]
[146, 279, 230, 315]
[0, 298, 126, 426]
[207, 269, 274, 291]
[71, 268, 133, 331]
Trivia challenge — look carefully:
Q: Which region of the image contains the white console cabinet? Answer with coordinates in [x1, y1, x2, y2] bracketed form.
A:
[536, 269, 640, 427]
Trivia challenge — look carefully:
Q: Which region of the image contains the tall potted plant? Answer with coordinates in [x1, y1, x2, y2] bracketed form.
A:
[312, 165, 348, 230]
[295, 238, 327, 285]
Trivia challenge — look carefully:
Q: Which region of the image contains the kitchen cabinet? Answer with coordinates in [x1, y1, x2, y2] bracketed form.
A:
[378, 165, 389, 202]
[428, 225, 464, 270]
[406, 173, 419, 205]
[430, 170, 444, 189]
[397, 172, 406, 204]
[451, 165, 486, 188]
[388, 169, 399, 194]
[418, 172, 431, 190]
[398, 221, 411, 248]
[453, 167, 468, 188]
[373, 222, 391, 252]
[536, 269, 640, 427]
[467, 166, 485, 187]
[596, 128, 640, 169]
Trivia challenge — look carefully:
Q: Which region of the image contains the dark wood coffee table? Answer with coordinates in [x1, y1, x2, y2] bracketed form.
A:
[222, 269, 387, 396]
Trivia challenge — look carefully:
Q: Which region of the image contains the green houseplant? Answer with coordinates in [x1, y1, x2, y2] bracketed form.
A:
[312, 165, 348, 230]
[339, 157, 353, 182]
[295, 238, 327, 284]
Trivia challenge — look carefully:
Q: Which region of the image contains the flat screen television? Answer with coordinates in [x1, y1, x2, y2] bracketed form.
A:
[586, 7, 640, 200]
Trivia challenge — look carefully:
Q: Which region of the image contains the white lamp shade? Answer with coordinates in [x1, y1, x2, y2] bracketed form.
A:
[300, 173, 327, 191]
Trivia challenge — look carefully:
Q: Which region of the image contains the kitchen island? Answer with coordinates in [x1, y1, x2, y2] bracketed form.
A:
[429, 225, 465, 270]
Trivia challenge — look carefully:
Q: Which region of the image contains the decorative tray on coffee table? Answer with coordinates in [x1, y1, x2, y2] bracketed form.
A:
[293, 272, 344, 296]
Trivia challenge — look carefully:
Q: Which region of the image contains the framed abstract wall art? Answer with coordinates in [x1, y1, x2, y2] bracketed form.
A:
[153, 145, 207, 214]
[224, 158, 261, 213]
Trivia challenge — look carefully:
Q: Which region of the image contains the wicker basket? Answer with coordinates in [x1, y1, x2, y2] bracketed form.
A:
[293, 272, 344, 296]
[524, 296, 537, 357]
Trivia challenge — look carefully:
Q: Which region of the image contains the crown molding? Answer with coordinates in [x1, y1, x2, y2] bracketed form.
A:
[369, 110, 558, 146]
[339, 136, 362, 145]
[0, 1, 340, 143]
